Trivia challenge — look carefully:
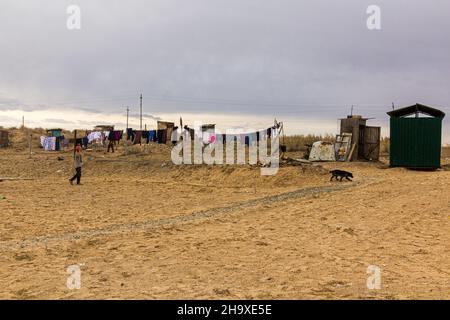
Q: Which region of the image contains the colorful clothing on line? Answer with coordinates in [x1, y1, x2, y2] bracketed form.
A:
[87, 131, 102, 143]
[147, 130, 157, 143]
[171, 129, 179, 143]
[126, 128, 133, 140]
[133, 131, 142, 145]
[157, 129, 167, 144]
[40, 136, 56, 151]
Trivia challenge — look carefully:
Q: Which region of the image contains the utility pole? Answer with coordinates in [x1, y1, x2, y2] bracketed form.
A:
[22, 116, 25, 129]
[140, 94, 143, 130]
[351, 105, 354, 116]
[126, 106, 130, 130]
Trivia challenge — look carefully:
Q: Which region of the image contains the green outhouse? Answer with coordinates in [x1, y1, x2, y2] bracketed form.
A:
[47, 128, 63, 151]
[387, 104, 445, 169]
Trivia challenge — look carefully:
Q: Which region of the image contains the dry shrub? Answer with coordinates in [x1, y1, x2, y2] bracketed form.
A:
[380, 137, 390, 154]
[441, 146, 450, 159]
[123, 144, 152, 155]
[6, 127, 47, 149]
[283, 134, 335, 152]
[4, 127, 101, 150]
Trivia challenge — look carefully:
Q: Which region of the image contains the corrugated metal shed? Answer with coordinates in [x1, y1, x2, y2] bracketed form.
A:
[388, 104, 445, 169]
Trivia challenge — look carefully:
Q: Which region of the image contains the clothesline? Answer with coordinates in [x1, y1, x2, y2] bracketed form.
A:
[39, 123, 282, 151]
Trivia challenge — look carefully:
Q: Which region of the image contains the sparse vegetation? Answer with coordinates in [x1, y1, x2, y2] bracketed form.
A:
[380, 137, 390, 154]
[282, 134, 335, 152]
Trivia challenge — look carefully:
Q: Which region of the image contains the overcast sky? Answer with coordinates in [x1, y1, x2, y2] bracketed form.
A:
[0, 0, 449, 141]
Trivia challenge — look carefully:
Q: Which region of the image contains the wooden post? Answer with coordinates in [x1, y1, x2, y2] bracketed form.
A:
[73, 130, 77, 157]
[347, 143, 357, 162]
[28, 134, 32, 159]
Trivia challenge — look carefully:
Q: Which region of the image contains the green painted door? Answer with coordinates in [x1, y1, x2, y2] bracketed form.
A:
[390, 118, 441, 168]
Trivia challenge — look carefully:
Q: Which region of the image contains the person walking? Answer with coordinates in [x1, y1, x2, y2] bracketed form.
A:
[107, 130, 115, 153]
[69, 144, 83, 185]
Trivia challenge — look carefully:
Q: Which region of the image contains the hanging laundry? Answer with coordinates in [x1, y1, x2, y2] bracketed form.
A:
[157, 129, 167, 144]
[87, 131, 102, 143]
[47, 137, 56, 151]
[147, 130, 157, 143]
[171, 128, 179, 144]
[133, 131, 142, 145]
[82, 137, 89, 148]
[63, 138, 70, 148]
[40, 136, 56, 151]
[126, 128, 133, 140]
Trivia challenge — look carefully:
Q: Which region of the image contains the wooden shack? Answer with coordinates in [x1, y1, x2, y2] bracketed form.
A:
[340, 115, 381, 161]
[0, 130, 9, 147]
[157, 121, 175, 144]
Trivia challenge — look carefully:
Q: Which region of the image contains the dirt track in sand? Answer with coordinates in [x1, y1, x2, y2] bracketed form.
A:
[0, 147, 449, 299]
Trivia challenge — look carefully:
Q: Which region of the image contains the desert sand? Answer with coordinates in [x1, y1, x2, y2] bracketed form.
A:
[0, 142, 449, 299]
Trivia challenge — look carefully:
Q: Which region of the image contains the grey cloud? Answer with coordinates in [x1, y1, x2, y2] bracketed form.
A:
[44, 118, 75, 124]
[0, 0, 449, 140]
[129, 113, 162, 121]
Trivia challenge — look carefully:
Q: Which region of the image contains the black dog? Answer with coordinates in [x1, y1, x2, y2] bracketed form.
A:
[330, 170, 353, 182]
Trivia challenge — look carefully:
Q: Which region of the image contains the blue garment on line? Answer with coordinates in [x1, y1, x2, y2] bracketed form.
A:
[147, 130, 157, 143]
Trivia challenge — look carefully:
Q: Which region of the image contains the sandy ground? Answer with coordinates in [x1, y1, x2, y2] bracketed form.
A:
[0, 145, 449, 299]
